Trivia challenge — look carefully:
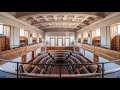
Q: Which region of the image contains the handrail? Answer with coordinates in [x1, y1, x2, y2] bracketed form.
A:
[0, 58, 120, 78]
[77, 43, 120, 60]
[0, 59, 120, 65]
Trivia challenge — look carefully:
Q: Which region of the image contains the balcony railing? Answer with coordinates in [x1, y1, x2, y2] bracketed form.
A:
[77, 43, 120, 61]
[0, 59, 120, 78]
[0, 43, 44, 60]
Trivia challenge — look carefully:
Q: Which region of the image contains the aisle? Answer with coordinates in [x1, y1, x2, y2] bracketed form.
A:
[50, 66, 70, 74]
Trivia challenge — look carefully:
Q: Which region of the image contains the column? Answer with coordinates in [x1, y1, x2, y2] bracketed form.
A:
[10, 26, 20, 48]
[101, 26, 111, 48]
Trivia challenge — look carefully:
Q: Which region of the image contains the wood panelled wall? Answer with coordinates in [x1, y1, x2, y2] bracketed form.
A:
[0, 36, 9, 51]
[46, 47, 74, 51]
[111, 35, 120, 51]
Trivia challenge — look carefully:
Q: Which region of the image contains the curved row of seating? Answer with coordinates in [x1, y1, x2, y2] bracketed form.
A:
[20, 50, 102, 78]
[23, 52, 54, 74]
[65, 53, 101, 74]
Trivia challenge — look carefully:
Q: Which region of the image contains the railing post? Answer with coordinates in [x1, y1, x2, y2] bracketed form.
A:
[60, 65, 61, 78]
[102, 63, 104, 78]
[17, 63, 19, 78]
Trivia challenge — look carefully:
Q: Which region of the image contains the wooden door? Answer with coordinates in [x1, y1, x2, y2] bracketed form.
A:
[116, 36, 120, 51]
[0, 36, 6, 51]
[32, 51, 35, 59]
[22, 54, 26, 63]
[94, 54, 99, 63]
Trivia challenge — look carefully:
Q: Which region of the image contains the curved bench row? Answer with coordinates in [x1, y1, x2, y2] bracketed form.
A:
[65, 52, 101, 74]
[21, 50, 102, 76]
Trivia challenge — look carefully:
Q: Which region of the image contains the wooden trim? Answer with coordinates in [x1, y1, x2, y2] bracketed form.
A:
[22, 54, 26, 63]
[94, 54, 99, 63]
[32, 51, 35, 59]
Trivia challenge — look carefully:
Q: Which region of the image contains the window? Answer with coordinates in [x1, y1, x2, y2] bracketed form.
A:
[39, 34, 42, 38]
[92, 28, 100, 37]
[20, 28, 24, 36]
[20, 28, 29, 38]
[57, 38, 63, 46]
[24, 30, 28, 38]
[111, 24, 120, 35]
[65, 38, 70, 46]
[50, 38, 55, 46]
[33, 32, 37, 38]
[4, 26, 10, 36]
[0, 25, 3, 34]
[118, 25, 120, 34]
[96, 28, 100, 36]
[83, 31, 88, 38]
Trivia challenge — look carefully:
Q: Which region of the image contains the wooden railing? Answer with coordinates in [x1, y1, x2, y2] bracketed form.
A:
[82, 44, 94, 52]
[77, 43, 120, 60]
[0, 43, 44, 60]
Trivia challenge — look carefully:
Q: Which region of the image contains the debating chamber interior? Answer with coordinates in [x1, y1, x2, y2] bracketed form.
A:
[0, 12, 120, 78]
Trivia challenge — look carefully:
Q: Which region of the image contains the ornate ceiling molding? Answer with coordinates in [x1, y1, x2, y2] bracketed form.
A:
[11, 12, 111, 32]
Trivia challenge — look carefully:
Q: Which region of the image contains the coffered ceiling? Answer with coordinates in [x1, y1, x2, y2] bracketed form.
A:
[11, 12, 112, 32]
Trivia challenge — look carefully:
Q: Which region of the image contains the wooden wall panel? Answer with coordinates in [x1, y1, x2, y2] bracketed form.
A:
[46, 47, 74, 51]
[22, 54, 26, 63]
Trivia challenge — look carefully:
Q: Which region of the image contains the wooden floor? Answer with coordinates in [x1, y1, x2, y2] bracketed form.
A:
[51, 66, 69, 74]
[49, 60, 70, 74]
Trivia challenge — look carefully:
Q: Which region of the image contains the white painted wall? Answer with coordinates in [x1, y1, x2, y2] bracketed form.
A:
[100, 26, 110, 48]
[99, 57, 120, 70]
[35, 48, 41, 56]
[0, 57, 21, 71]
[26, 52, 32, 62]
[10, 26, 20, 48]
[85, 50, 94, 62]
[29, 37, 33, 44]
[45, 32, 75, 46]
[79, 48, 84, 56]
[0, 12, 43, 33]
[88, 31, 92, 45]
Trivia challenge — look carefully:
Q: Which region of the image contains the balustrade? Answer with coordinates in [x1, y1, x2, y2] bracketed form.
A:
[77, 43, 120, 60]
[0, 43, 44, 60]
